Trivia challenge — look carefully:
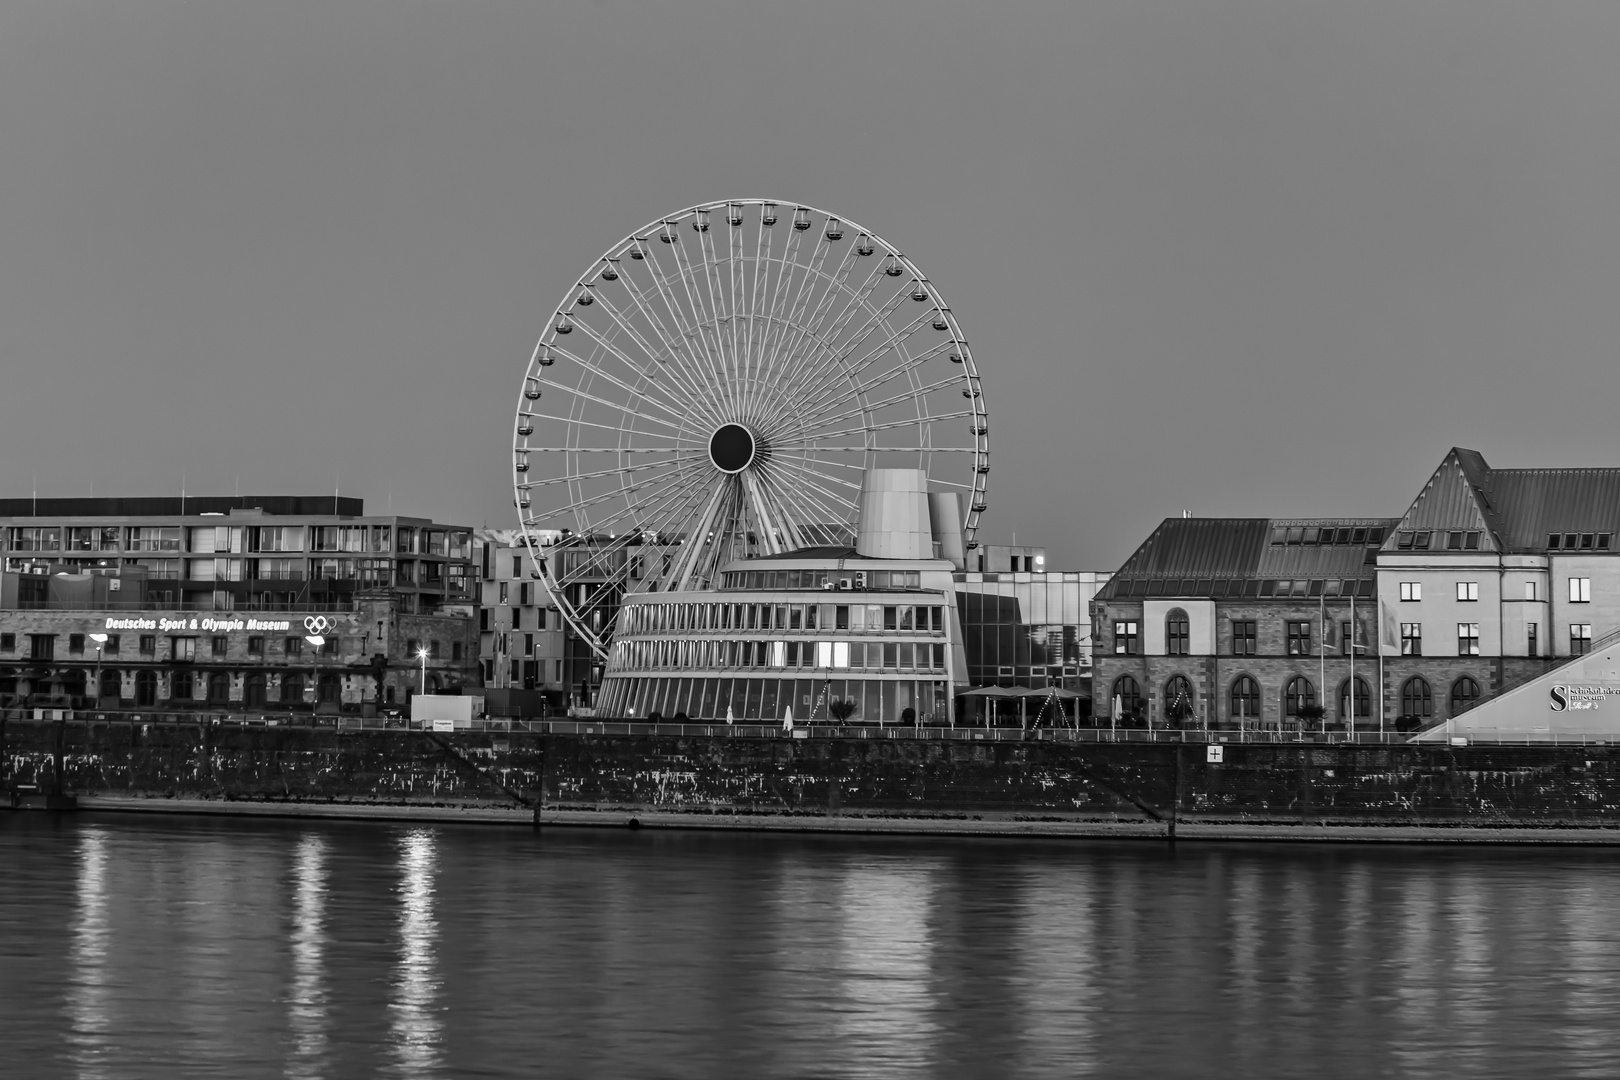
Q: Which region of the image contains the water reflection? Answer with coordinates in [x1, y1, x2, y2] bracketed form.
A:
[287, 833, 328, 1079]
[389, 829, 442, 1078]
[833, 862, 942, 1074]
[66, 827, 111, 1080]
[1014, 867, 1098, 1077]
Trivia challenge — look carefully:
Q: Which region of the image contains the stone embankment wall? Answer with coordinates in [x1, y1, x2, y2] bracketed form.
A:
[3, 720, 1618, 825]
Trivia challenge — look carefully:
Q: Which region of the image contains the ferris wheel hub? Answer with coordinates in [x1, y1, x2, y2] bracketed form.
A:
[708, 423, 759, 474]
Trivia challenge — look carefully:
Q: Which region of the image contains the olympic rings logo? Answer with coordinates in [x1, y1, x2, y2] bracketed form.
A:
[303, 615, 336, 635]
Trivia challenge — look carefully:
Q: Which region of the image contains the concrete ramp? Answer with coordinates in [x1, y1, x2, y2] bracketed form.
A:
[1412, 630, 1620, 742]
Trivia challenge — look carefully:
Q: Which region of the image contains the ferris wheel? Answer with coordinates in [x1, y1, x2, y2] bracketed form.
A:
[513, 199, 989, 659]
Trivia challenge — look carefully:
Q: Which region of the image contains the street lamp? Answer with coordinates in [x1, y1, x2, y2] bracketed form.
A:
[305, 634, 325, 716]
[88, 633, 108, 706]
[417, 646, 429, 696]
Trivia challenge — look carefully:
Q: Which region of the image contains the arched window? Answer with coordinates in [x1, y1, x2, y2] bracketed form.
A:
[1451, 676, 1481, 713]
[318, 673, 341, 704]
[1284, 676, 1317, 717]
[135, 670, 157, 707]
[99, 668, 121, 700]
[1230, 675, 1260, 721]
[1166, 609, 1190, 656]
[282, 673, 304, 705]
[1338, 676, 1372, 721]
[1401, 676, 1433, 719]
[1112, 675, 1144, 719]
[1164, 674, 1196, 725]
[208, 672, 230, 705]
[171, 669, 193, 701]
[243, 672, 267, 708]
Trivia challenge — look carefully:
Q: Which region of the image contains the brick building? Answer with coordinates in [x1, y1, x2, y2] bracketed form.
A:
[1091, 448, 1616, 732]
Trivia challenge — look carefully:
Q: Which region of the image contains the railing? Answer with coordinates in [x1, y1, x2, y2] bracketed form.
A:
[3, 708, 1616, 746]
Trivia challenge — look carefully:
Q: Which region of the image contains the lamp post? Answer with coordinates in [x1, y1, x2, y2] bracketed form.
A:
[305, 634, 325, 718]
[417, 646, 429, 696]
[88, 633, 108, 707]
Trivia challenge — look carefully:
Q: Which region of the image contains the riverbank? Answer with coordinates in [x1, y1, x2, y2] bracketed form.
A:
[58, 795, 1620, 845]
[7, 721, 1620, 839]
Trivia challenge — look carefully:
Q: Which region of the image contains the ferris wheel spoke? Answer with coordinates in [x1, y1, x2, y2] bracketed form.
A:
[796, 373, 969, 433]
[560, 312, 710, 423]
[758, 459, 859, 525]
[521, 412, 705, 445]
[560, 460, 713, 538]
[754, 262, 892, 432]
[750, 469, 816, 551]
[604, 276, 725, 424]
[662, 229, 734, 417]
[641, 241, 733, 421]
[754, 249, 864, 427]
[758, 287, 911, 431]
[749, 226, 808, 419]
[786, 309, 938, 423]
[532, 375, 693, 438]
[785, 408, 979, 447]
[693, 226, 742, 418]
[518, 455, 690, 489]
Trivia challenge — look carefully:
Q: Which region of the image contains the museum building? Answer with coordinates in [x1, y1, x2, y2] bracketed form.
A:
[1091, 448, 1619, 731]
[0, 496, 480, 712]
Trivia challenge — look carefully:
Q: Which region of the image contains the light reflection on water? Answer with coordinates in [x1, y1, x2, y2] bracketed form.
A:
[3, 817, 1620, 1079]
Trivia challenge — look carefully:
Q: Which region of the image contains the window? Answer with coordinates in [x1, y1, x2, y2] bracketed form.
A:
[1166, 610, 1189, 655]
[171, 670, 193, 700]
[1399, 582, 1421, 602]
[499, 582, 508, 604]
[248, 636, 265, 656]
[1113, 621, 1139, 656]
[0, 633, 12, 651]
[139, 635, 155, 655]
[1456, 581, 1479, 602]
[29, 634, 56, 661]
[1527, 623, 1538, 658]
[1457, 623, 1480, 656]
[1571, 623, 1593, 656]
[1526, 581, 1537, 601]
[429, 640, 442, 660]
[1401, 677, 1433, 720]
[1447, 531, 1464, 550]
[1163, 675, 1196, 725]
[511, 607, 521, 630]
[1231, 620, 1256, 656]
[1339, 676, 1371, 720]
[1230, 675, 1259, 721]
[452, 642, 463, 662]
[69, 634, 85, 655]
[1286, 621, 1312, 656]
[171, 637, 197, 662]
[1569, 577, 1591, 603]
[1401, 623, 1422, 656]
[1450, 676, 1481, 713]
[1112, 675, 1144, 719]
[212, 636, 227, 657]
[104, 634, 120, 655]
[1414, 531, 1431, 550]
[1284, 677, 1317, 718]
[285, 636, 303, 658]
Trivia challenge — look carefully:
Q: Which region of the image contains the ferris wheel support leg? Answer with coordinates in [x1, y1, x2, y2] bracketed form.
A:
[666, 477, 733, 593]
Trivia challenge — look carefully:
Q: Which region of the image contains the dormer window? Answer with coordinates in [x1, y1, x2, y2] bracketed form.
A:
[1414, 531, 1432, 550]
[1548, 533, 1562, 550]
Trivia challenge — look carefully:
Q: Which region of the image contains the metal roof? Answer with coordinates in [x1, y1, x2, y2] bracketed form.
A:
[1388, 448, 1620, 553]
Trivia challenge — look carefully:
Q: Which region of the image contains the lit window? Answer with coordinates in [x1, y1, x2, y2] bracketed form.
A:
[1114, 621, 1139, 656]
[1400, 582, 1421, 602]
[1456, 581, 1479, 602]
[1569, 577, 1591, 603]
[1572, 624, 1593, 655]
[1457, 623, 1480, 656]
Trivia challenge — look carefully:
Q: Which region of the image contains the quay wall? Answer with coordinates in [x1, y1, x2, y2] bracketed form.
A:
[4, 719, 1620, 826]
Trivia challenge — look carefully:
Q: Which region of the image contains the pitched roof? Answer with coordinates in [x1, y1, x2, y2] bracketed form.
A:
[1097, 517, 1395, 600]
[1385, 448, 1620, 553]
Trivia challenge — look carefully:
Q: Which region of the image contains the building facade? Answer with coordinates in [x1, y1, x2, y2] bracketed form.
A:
[1091, 448, 1616, 732]
[0, 496, 479, 712]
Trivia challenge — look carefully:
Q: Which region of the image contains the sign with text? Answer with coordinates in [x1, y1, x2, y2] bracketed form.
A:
[97, 614, 355, 636]
[1549, 683, 1620, 721]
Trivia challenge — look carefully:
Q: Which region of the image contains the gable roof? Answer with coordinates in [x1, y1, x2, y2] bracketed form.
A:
[1385, 448, 1620, 553]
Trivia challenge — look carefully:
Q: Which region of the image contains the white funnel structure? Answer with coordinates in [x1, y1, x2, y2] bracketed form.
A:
[855, 469, 934, 560]
[929, 491, 965, 569]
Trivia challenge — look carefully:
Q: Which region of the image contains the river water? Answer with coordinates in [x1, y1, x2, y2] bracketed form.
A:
[2, 815, 1619, 1079]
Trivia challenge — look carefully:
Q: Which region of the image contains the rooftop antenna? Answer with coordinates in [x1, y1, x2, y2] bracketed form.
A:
[181, 472, 186, 517]
[335, 471, 340, 515]
[33, 473, 37, 517]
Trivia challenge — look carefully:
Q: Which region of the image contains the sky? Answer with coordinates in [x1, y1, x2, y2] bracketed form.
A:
[3, 1, 1619, 571]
